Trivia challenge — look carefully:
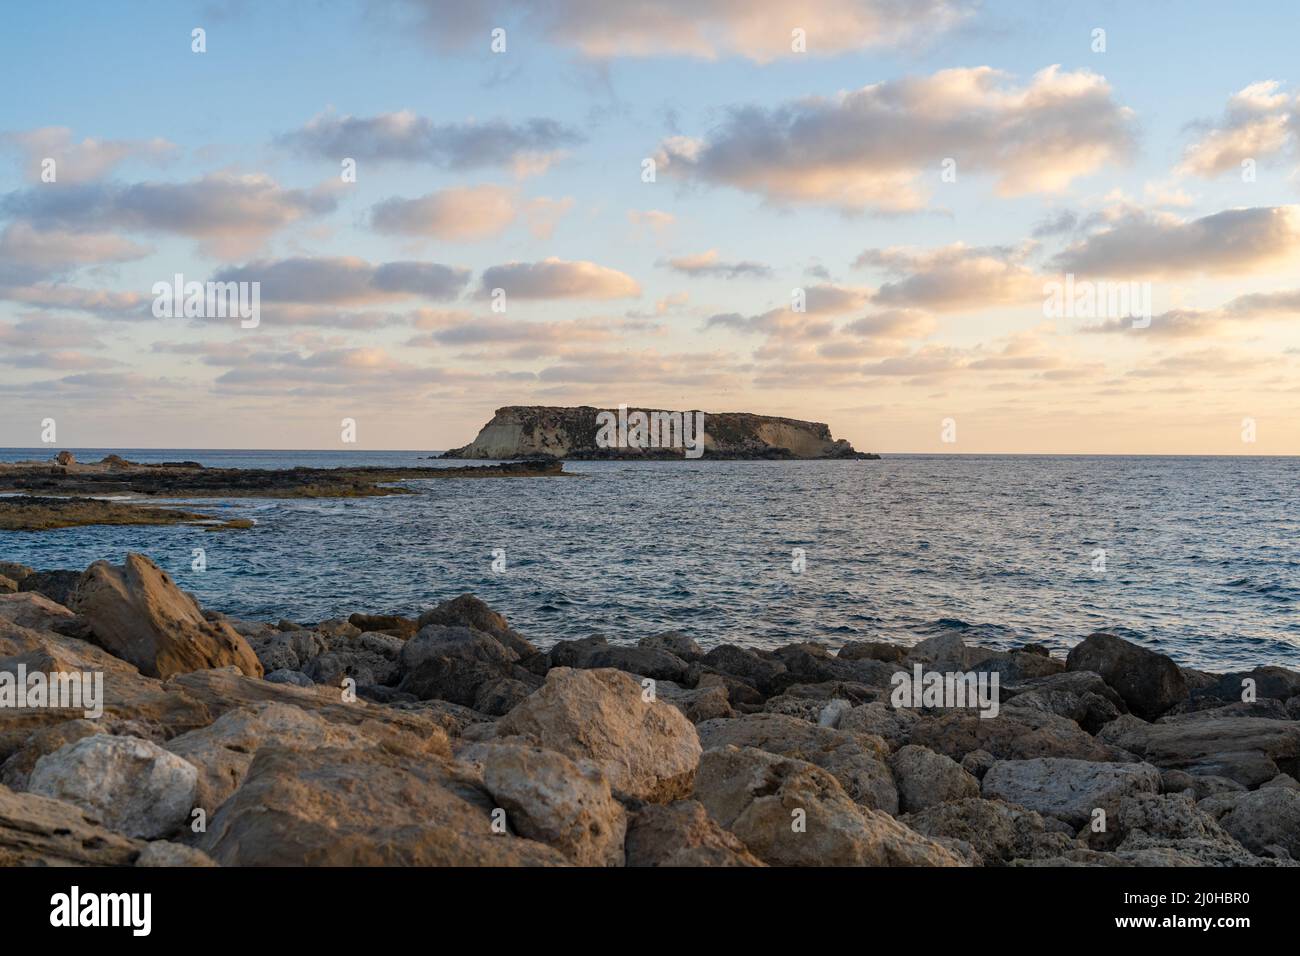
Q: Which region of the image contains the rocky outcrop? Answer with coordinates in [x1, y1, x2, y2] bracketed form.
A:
[441, 406, 877, 460]
[74, 553, 264, 679]
[1066, 632, 1188, 720]
[0, 784, 146, 866]
[981, 758, 1162, 828]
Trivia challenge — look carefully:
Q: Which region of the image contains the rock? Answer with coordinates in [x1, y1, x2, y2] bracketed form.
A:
[839, 640, 906, 663]
[165, 701, 450, 814]
[770, 642, 905, 691]
[901, 798, 1079, 865]
[417, 594, 536, 657]
[497, 667, 702, 803]
[301, 634, 400, 688]
[1160, 769, 1245, 799]
[908, 709, 1133, 763]
[314, 618, 361, 640]
[1197, 666, 1300, 703]
[981, 758, 1162, 828]
[197, 744, 567, 866]
[465, 742, 627, 866]
[0, 575, 15, 594]
[250, 629, 328, 673]
[655, 681, 734, 723]
[397, 624, 531, 706]
[818, 699, 854, 729]
[265, 668, 313, 687]
[1218, 788, 1300, 859]
[348, 612, 417, 640]
[1003, 670, 1127, 733]
[961, 749, 997, 780]
[28, 734, 199, 839]
[1116, 792, 1240, 845]
[693, 746, 962, 866]
[548, 635, 691, 683]
[891, 745, 980, 813]
[839, 702, 920, 750]
[1105, 716, 1300, 788]
[0, 784, 145, 865]
[473, 677, 533, 716]
[696, 671, 765, 709]
[1262, 773, 1300, 791]
[0, 562, 33, 583]
[73, 553, 263, 679]
[1065, 632, 1188, 720]
[17, 569, 82, 608]
[702, 645, 787, 694]
[638, 631, 703, 662]
[0, 718, 104, 790]
[696, 713, 897, 814]
[624, 800, 763, 867]
[54, 451, 75, 466]
[136, 842, 218, 867]
[0, 591, 77, 632]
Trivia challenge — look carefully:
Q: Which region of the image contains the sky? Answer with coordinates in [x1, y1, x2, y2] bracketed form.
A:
[1, 0, 1299, 454]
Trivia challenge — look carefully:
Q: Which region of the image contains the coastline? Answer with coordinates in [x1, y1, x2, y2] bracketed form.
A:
[2, 552, 1297, 867]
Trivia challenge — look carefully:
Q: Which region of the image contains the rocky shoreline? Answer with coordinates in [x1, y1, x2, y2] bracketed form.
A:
[2, 553, 1298, 867]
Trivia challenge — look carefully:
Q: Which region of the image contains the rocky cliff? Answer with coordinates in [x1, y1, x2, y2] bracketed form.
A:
[440, 406, 878, 460]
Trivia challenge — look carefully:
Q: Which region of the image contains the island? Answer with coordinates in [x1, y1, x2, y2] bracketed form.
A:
[440, 406, 879, 460]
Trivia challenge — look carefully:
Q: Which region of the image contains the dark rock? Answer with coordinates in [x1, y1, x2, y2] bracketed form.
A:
[17, 569, 81, 608]
[1066, 632, 1188, 720]
[348, 613, 417, 640]
[702, 644, 788, 694]
[638, 631, 703, 662]
[1196, 667, 1300, 704]
[417, 594, 536, 657]
[548, 635, 691, 683]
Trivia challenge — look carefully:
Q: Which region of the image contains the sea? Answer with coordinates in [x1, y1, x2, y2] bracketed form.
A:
[2, 449, 1297, 671]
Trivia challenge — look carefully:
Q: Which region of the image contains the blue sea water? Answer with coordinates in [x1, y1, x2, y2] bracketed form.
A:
[2, 449, 1298, 671]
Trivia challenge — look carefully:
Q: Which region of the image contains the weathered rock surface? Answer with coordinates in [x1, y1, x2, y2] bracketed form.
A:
[891, 744, 980, 813]
[497, 667, 702, 803]
[0, 784, 145, 865]
[982, 758, 1162, 828]
[908, 709, 1133, 763]
[28, 734, 199, 839]
[1066, 632, 1188, 720]
[624, 799, 764, 867]
[198, 745, 567, 866]
[697, 713, 897, 814]
[901, 798, 1079, 865]
[417, 594, 537, 657]
[74, 553, 263, 679]
[548, 635, 691, 683]
[1217, 788, 1300, 859]
[693, 746, 962, 866]
[463, 742, 626, 866]
[1105, 716, 1300, 788]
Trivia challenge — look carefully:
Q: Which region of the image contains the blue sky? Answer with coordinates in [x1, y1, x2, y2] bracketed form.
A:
[2, 0, 1298, 452]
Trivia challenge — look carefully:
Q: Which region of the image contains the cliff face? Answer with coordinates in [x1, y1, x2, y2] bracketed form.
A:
[441, 406, 877, 460]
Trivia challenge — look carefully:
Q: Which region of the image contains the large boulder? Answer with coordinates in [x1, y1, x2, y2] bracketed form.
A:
[1105, 715, 1300, 788]
[1066, 633, 1187, 720]
[0, 591, 78, 632]
[417, 594, 536, 657]
[1217, 788, 1300, 859]
[1002, 670, 1127, 733]
[548, 635, 692, 683]
[701, 645, 788, 695]
[497, 668, 702, 803]
[165, 701, 450, 814]
[1197, 667, 1300, 703]
[0, 784, 145, 865]
[696, 713, 897, 814]
[462, 742, 627, 866]
[624, 799, 763, 866]
[397, 624, 533, 706]
[981, 757, 1162, 828]
[890, 745, 980, 813]
[908, 709, 1133, 763]
[73, 553, 263, 679]
[839, 702, 921, 750]
[693, 746, 963, 867]
[901, 797, 1078, 865]
[197, 744, 567, 866]
[27, 734, 199, 839]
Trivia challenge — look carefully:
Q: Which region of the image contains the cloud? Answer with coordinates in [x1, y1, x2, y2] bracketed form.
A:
[1051, 205, 1300, 278]
[479, 258, 641, 299]
[663, 249, 772, 279]
[0, 315, 106, 350]
[371, 186, 518, 240]
[1, 173, 339, 258]
[212, 257, 471, 304]
[856, 242, 1039, 311]
[628, 209, 675, 233]
[1, 127, 175, 183]
[406, 315, 617, 355]
[0, 283, 153, 320]
[843, 308, 936, 338]
[656, 66, 1135, 211]
[0, 221, 150, 284]
[1178, 81, 1297, 178]
[390, 0, 974, 61]
[278, 110, 581, 175]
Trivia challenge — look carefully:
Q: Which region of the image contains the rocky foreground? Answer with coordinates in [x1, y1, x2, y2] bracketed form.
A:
[2, 553, 1299, 867]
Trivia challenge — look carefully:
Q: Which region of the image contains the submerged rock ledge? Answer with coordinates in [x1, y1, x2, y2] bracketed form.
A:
[442, 405, 879, 460]
[2, 552, 1298, 867]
